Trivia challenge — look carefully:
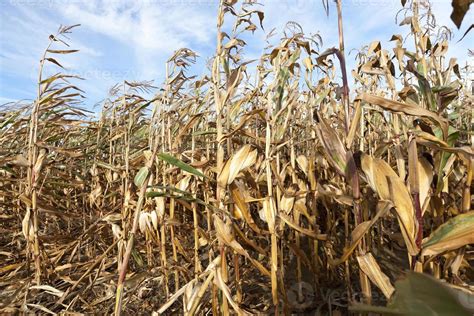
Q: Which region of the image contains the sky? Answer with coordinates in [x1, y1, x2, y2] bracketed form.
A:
[0, 0, 472, 109]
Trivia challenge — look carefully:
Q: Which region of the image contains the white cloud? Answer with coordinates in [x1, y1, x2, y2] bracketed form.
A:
[56, 0, 216, 78]
[1, 0, 218, 104]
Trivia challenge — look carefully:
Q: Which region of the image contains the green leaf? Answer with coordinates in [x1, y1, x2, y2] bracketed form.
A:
[433, 128, 460, 193]
[131, 249, 144, 267]
[192, 130, 217, 136]
[422, 211, 474, 256]
[157, 153, 206, 179]
[146, 191, 167, 198]
[350, 303, 402, 314]
[134, 167, 149, 188]
[350, 272, 474, 315]
[147, 185, 229, 217]
[388, 272, 472, 315]
[0, 112, 19, 129]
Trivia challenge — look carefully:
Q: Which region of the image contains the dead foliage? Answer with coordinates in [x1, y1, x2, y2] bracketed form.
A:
[0, 0, 473, 315]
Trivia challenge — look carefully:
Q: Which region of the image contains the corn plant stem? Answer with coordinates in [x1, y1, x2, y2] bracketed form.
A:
[213, 1, 229, 314]
[408, 135, 423, 252]
[191, 130, 200, 276]
[289, 131, 303, 304]
[114, 146, 158, 316]
[169, 187, 179, 290]
[278, 250, 289, 315]
[27, 34, 55, 284]
[265, 92, 279, 315]
[188, 271, 215, 315]
[336, 2, 358, 301]
[412, 0, 428, 80]
[234, 252, 242, 303]
[350, 151, 371, 302]
[336, 0, 350, 134]
[462, 158, 472, 213]
[160, 224, 169, 297]
[122, 86, 132, 271]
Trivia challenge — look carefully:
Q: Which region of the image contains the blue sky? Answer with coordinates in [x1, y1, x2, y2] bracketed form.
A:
[0, 0, 472, 109]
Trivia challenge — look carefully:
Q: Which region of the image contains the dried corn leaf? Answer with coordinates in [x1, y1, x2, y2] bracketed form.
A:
[418, 156, 433, 214]
[357, 252, 395, 299]
[332, 201, 392, 265]
[187, 272, 214, 314]
[357, 93, 448, 139]
[177, 175, 192, 192]
[216, 268, 248, 315]
[279, 194, 295, 214]
[279, 213, 326, 240]
[416, 130, 473, 158]
[213, 215, 249, 258]
[296, 155, 309, 177]
[30, 285, 64, 297]
[27, 304, 56, 315]
[230, 182, 261, 233]
[22, 209, 34, 242]
[157, 278, 197, 314]
[218, 145, 257, 187]
[314, 116, 347, 176]
[388, 176, 419, 255]
[360, 153, 418, 255]
[262, 197, 276, 232]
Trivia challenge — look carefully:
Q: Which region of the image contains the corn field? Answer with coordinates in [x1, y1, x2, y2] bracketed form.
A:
[0, 0, 473, 315]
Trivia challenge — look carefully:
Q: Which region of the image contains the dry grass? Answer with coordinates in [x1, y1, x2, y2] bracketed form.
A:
[0, 0, 473, 315]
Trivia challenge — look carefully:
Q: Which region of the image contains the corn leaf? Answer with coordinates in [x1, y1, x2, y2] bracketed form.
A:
[158, 152, 206, 179]
[422, 211, 474, 256]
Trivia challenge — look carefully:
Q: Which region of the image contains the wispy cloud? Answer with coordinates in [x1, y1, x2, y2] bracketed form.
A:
[57, 0, 216, 78]
[1, 0, 218, 105]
